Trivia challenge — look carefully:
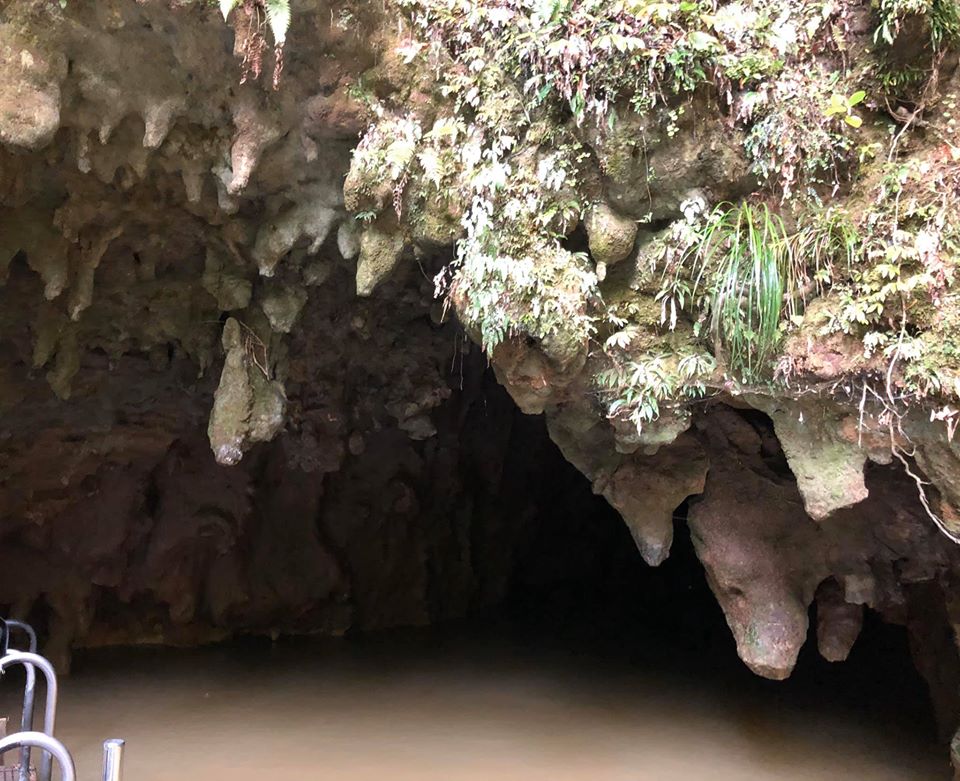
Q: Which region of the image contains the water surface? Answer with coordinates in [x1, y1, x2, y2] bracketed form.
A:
[1, 607, 947, 781]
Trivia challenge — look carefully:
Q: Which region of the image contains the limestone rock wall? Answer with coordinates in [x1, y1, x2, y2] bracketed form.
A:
[0, 0, 555, 668]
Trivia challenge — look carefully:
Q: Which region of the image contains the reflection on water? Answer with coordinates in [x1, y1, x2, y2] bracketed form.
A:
[0, 605, 948, 781]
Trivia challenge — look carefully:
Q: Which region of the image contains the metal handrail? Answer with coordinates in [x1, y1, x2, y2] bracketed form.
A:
[0, 732, 74, 781]
[0, 652, 57, 781]
[4, 623, 37, 654]
[2, 621, 38, 781]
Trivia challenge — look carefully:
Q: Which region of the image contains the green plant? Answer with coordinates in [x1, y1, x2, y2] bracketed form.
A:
[788, 208, 862, 296]
[824, 233, 938, 334]
[596, 348, 716, 434]
[742, 73, 860, 198]
[396, 0, 795, 130]
[875, 61, 930, 100]
[433, 133, 599, 354]
[655, 276, 692, 331]
[928, 0, 960, 46]
[685, 203, 795, 381]
[221, 0, 289, 44]
[824, 90, 867, 128]
[600, 353, 677, 428]
[875, 0, 960, 49]
[657, 202, 855, 381]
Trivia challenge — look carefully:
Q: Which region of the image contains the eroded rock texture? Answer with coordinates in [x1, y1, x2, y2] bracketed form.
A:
[0, 0, 537, 668]
[2, 1, 960, 764]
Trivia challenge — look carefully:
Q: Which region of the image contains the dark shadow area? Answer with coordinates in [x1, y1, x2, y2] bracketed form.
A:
[484, 422, 945, 769]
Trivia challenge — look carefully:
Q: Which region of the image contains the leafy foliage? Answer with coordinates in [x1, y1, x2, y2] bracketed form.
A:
[438, 134, 599, 353]
[824, 90, 867, 128]
[788, 207, 861, 295]
[346, 0, 960, 429]
[399, 0, 732, 124]
[221, 0, 291, 45]
[681, 203, 795, 381]
[370, 0, 879, 361]
[741, 74, 865, 198]
[596, 348, 716, 434]
[874, 0, 960, 49]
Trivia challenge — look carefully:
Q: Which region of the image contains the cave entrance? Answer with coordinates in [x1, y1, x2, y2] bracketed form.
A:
[36, 386, 943, 780]
[0, 364, 948, 779]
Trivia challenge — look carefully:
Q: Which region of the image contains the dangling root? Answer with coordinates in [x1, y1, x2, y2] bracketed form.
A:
[232, 0, 284, 89]
[272, 44, 284, 90]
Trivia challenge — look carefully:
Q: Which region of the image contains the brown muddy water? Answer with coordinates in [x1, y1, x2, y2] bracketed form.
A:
[0, 604, 948, 781]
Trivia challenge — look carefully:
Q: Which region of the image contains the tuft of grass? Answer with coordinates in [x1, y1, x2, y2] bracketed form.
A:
[688, 203, 794, 381]
[788, 208, 861, 299]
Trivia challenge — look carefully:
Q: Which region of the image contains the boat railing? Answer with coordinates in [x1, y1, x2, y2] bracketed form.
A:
[0, 619, 125, 781]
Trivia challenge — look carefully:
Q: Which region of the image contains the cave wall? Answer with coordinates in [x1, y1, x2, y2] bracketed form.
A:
[0, 0, 558, 668]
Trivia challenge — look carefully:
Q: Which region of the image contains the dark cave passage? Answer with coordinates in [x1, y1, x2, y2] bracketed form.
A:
[0, 324, 952, 777]
[494, 425, 943, 758]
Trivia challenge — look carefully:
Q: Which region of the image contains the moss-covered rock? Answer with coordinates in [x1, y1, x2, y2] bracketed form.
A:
[410, 192, 464, 248]
[208, 318, 254, 466]
[0, 20, 65, 150]
[748, 395, 869, 521]
[355, 225, 407, 296]
[208, 318, 286, 465]
[260, 283, 308, 334]
[581, 102, 754, 222]
[202, 248, 253, 312]
[585, 201, 637, 269]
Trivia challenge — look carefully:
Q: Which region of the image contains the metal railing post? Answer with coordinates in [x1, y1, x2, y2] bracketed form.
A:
[101, 738, 124, 781]
[4, 623, 37, 654]
[4, 621, 38, 781]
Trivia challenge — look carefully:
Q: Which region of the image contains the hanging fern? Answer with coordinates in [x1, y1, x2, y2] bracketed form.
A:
[221, 0, 290, 43]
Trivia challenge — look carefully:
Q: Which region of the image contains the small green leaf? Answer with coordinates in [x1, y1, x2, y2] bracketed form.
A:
[845, 114, 863, 128]
[847, 90, 866, 107]
[825, 93, 847, 115]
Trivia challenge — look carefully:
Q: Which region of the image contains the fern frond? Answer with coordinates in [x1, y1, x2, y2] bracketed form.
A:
[220, 0, 239, 21]
[264, 0, 291, 45]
